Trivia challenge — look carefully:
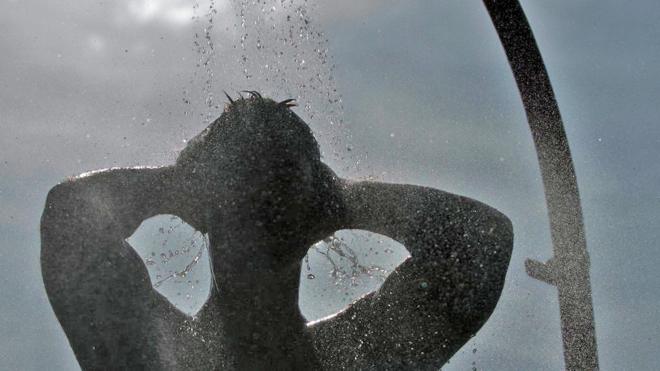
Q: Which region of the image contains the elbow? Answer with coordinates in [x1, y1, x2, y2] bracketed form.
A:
[494, 209, 513, 253]
[460, 208, 514, 333]
[483, 208, 514, 298]
[42, 181, 78, 224]
[43, 183, 67, 222]
[40, 182, 78, 285]
[473, 205, 514, 299]
[40, 181, 90, 254]
[483, 205, 514, 263]
[499, 211, 514, 256]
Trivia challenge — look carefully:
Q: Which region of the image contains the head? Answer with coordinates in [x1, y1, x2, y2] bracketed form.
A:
[173, 92, 337, 238]
[177, 91, 320, 185]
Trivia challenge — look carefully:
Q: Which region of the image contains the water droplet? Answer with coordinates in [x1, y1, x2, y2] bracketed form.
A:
[307, 273, 315, 280]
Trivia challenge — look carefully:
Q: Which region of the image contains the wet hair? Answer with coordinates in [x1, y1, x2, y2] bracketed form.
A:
[176, 92, 321, 174]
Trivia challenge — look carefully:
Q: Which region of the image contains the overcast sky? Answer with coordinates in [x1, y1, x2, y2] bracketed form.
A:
[1, 0, 659, 369]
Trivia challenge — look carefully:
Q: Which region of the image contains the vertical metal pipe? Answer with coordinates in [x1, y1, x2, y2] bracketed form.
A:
[482, 1, 599, 369]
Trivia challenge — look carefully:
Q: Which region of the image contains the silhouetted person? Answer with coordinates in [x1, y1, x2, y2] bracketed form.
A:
[41, 93, 513, 370]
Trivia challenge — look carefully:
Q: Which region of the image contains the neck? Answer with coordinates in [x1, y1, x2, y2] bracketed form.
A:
[209, 232, 306, 322]
[203, 240, 319, 369]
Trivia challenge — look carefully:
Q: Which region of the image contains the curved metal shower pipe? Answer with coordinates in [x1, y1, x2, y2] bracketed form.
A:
[483, 1, 599, 369]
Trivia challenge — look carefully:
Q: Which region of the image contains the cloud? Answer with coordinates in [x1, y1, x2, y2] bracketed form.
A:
[124, 0, 229, 26]
[315, 0, 399, 22]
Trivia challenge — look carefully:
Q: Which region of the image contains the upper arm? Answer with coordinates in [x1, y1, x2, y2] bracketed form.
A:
[40, 171, 183, 369]
[341, 180, 513, 325]
[311, 181, 513, 369]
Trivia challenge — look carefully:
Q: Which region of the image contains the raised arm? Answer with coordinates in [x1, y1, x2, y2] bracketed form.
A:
[311, 180, 513, 370]
[40, 167, 189, 370]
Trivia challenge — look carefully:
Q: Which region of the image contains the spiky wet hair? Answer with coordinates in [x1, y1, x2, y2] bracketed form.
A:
[176, 92, 321, 173]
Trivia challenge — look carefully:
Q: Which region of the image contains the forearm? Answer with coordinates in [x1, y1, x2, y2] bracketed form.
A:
[341, 180, 510, 257]
[46, 167, 176, 235]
